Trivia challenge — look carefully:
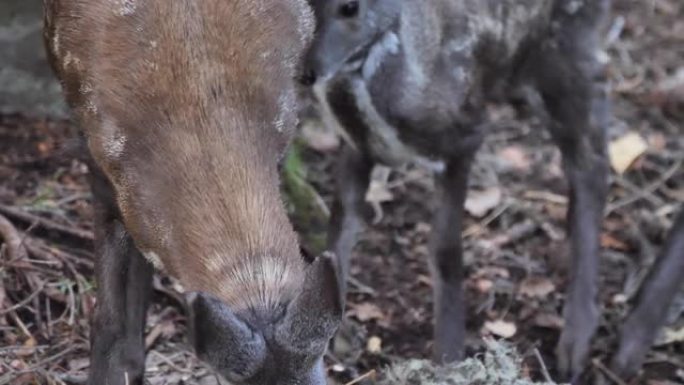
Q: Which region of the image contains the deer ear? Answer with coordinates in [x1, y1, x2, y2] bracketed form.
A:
[276, 252, 344, 354]
[186, 292, 267, 381]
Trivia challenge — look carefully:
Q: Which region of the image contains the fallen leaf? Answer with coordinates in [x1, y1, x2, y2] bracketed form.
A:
[519, 276, 556, 299]
[474, 278, 494, 294]
[299, 118, 341, 152]
[23, 337, 36, 348]
[365, 166, 393, 224]
[414, 222, 432, 234]
[655, 324, 684, 346]
[348, 302, 385, 322]
[608, 132, 648, 174]
[10, 359, 27, 370]
[36, 141, 52, 155]
[417, 274, 432, 287]
[465, 187, 502, 218]
[532, 313, 564, 329]
[483, 319, 517, 338]
[497, 145, 531, 172]
[365, 166, 393, 204]
[601, 233, 631, 251]
[69, 357, 90, 371]
[366, 336, 382, 354]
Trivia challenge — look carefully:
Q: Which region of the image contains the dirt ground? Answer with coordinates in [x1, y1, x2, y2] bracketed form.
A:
[1, 0, 682, 384]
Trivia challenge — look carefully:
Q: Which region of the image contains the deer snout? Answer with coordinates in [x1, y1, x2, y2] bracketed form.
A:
[301, 42, 343, 86]
[299, 68, 318, 86]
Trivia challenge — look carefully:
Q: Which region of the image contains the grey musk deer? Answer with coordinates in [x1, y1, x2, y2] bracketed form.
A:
[43, 1, 343, 384]
[302, 0, 612, 379]
[611, 207, 684, 380]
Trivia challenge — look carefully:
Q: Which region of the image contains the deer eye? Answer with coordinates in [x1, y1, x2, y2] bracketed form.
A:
[338, 1, 359, 18]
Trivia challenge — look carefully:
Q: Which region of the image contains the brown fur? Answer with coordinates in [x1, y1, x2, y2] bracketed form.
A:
[44, 0, 314, 310]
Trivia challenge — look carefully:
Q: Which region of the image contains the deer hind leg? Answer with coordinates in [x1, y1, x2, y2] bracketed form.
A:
[612, 209, 684, 379]
[87, 164, 153, 385]
[533, 29, 611, 379]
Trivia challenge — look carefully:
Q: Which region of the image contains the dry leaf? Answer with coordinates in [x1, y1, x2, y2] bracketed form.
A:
[365, 166, 393, 224]
[23, 337, 36, 348]
[608, 132, 648, 174]
[69, 357, 90, 371]
[519, 277, 556, 299]
[299, 118, 341, 152]
[533, 313, 564, 329]
[601, 233, 631, 251]
[497, 145, 531, 171]
[465, 187, 502, 218]
[417, 274, 432, 287]
[348, 302, 385, 322]
[367, 336, 382, 354]
[474, 278, 494, 294]
[483, 319, 517, 338]
[365, 166, 393, 204]
[655, 324, 684, 346]
[415, 222, 432, 234]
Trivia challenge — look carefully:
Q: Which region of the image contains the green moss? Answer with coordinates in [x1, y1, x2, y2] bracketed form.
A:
[379, 340, 560, 385]
[281, 140, 330, 255]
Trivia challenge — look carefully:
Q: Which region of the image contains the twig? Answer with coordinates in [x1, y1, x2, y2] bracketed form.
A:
[8, 311, 33, 339]
[24, 239, 64, 267]
[344, 369, 376, 385]
[0, 283, 45, 315]
[145, 319, 174, 350]
[463, 200, 512, 238]
[55, 193, 91, 207]
[610, 175, 663, 209]
[152, 277, 187, 309]
[607, 159, 683, 215]
[490, 219, 538, 247]
[592, 358, 629, 385]
[533, 348, 553, 383]
[150, 350, 196, 374]
[347, 276, 376, 296]
[523, 190, 568, 205]
[46, 295, 53, 338]
[0, 213, 28, 260]
[23, 345, 80, 373]
[0, 204, 93, 244]
[44, 243, 94, 269]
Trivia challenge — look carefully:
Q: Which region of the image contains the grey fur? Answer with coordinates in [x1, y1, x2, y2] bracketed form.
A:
[188, 252, 343, 385]
[304, 0, 612, 379]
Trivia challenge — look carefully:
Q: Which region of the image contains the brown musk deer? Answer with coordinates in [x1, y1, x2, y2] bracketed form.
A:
[43, 0, 343, 384]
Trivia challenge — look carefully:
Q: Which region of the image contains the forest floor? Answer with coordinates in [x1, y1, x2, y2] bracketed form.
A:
[1, 0, 683, 384]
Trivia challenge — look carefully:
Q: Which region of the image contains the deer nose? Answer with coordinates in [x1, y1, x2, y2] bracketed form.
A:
[299, 69, 317, 86]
